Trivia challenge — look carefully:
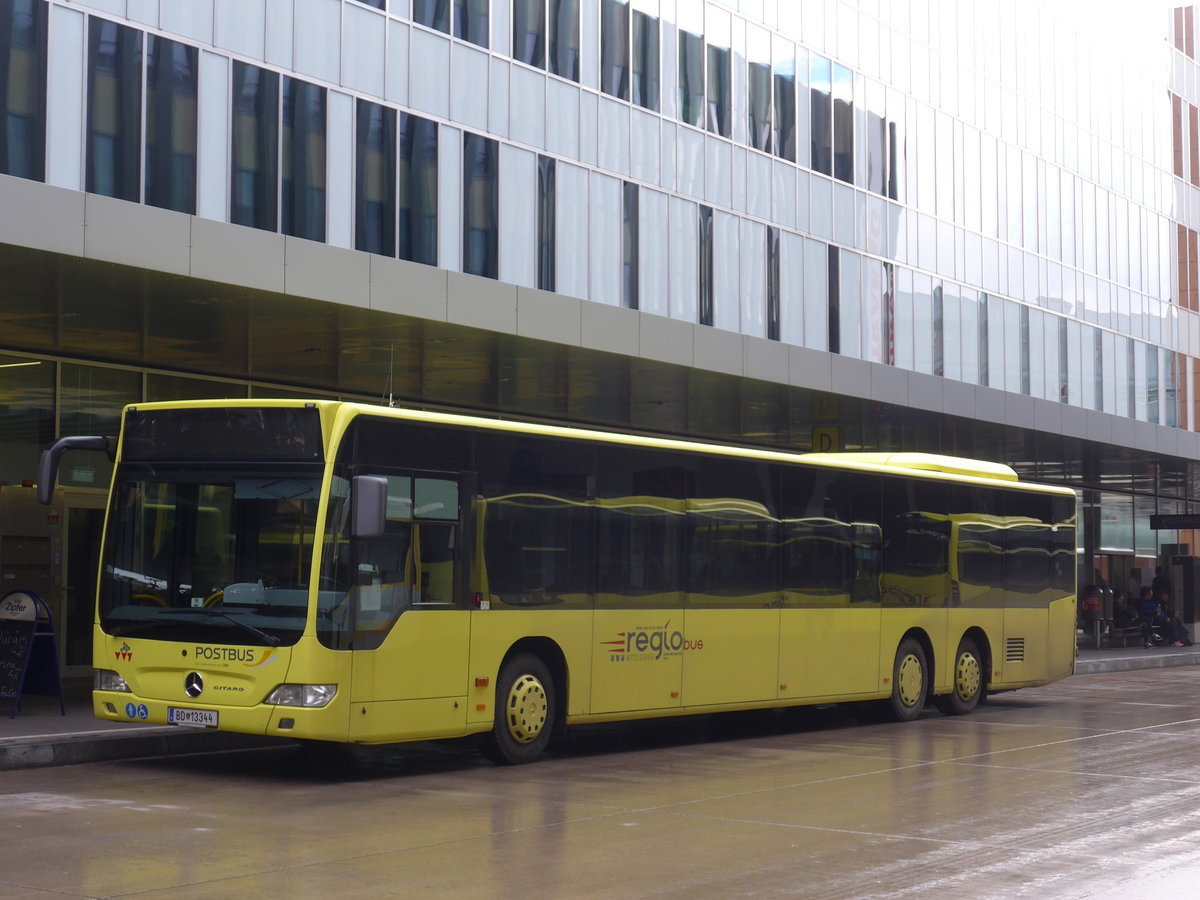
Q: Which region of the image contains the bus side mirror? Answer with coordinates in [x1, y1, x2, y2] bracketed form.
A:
[351, 475, 388, 538]
[36, 436, 116, 505]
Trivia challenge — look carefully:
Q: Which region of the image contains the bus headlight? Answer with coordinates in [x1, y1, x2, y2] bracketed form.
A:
[94, 669, 131, 693]
[264, 684, 337, 708]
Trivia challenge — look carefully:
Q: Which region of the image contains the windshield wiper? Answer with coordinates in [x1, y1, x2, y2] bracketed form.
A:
[112, 609, 280, 643]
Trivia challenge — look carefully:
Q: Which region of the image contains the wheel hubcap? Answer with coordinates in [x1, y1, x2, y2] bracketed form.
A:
[955, 652, 981, 701]
[504, 673, 547, 744]
[897, 653, 924, 707]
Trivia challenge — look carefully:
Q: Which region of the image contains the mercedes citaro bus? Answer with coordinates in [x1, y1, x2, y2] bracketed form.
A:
[39, 400, 1077, 763]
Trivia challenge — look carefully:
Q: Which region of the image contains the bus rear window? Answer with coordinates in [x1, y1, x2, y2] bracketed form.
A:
[122, 408, 323, 462]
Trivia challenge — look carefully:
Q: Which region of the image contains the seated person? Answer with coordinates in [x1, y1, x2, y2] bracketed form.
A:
[1162, 609, 1193, 647]
[1138, 588, 1164, 648]
[1112, 598, 1140, 630]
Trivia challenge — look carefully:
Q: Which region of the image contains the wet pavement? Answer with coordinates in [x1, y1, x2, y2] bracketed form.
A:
[2, 641, 1198, 771]
[4, 661, 1200, 898]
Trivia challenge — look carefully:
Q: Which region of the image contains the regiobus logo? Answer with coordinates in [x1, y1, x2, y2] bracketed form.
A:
[599, 620, 703, 662]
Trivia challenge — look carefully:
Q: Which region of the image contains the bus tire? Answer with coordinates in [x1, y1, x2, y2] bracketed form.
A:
[937, 638, 983, 716]
[887, 637, 929, 722]
[480, 653, 555, 765]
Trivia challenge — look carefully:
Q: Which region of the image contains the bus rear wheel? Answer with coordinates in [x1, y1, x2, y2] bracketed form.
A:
[887, 638, 929, 722]
[480, 653, 555, 765]
[937, 638, 984, 716]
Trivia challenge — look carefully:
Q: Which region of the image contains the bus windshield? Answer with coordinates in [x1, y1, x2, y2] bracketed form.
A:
[98, 464, 325, 646]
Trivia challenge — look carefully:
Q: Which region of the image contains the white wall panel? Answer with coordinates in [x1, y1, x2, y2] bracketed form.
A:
[597, 97, 630, 177]
[265, 0, 294, 69]
[451, 43, 490, 133]
[46, 5, 85, 191]
[127, 0, 158, 27]
[439, 126, 462, 272]
[343, 2, 386, 96]
[589, 172, 621, 305]
[216, 0, 265, 61]
[162, 0, 214, 44]
[197, 51, 230, 222]
[410, 28, 450, 119]
[803, 236, 829, 351]
[746, 151, 771, 221]
[630, 109, 660, 185]
[579, 90, 597, 167]
[669, 196, 698, 322]
[779, 231, 805, 345]
[326, 91, 353, 249]
[581, 0, 599, 90]
[714, 211, 740, 331]
[499, 145, 536, 288]
[676, 126, 704, 199]
[509, 66, 546, 148]
[740, 219, 766, 338]
[639, 187, 669, 317]
[772, 160, 796, 228]
[545, 80, 580, 158]
[385, 20, 410, 105]
[489, 58, 510, 139]
[706, 136, 732, 208]
[555, 162, 590, 299]
[294, 0, 341, 84]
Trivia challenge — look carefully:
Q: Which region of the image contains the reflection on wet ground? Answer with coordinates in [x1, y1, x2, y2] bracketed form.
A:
[6, 669, 1200, 899]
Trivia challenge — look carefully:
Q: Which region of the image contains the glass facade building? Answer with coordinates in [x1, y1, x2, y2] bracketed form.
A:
[5, 0, 1200, 663]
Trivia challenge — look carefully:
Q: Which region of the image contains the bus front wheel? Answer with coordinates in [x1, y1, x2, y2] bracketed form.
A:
[480, 653, 555, 765]
[887, 638, 929, 722]
[937, 638, 983, 716]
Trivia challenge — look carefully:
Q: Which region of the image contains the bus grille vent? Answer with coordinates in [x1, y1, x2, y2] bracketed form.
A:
[1005, 638, 1025, 662]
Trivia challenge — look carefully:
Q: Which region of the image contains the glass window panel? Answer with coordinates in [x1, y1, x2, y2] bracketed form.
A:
[865, 79, 885, 195]
[913, 272, 932, 374]
[698, 204, 713, 325]
[355, 99, 397, 256]
[86, 19, 142, 202]
[513, 0, 545, 68]
[832, 62, 852, 183]
[59, 364, 141, 490]
[772, 36, 795, 162]
[453, 0, 488, 47]
[399, 113, 439, 266]
[706, 41, 730, 137]
[809, 54, 831, 176]
[0, 355, 52, 484]
[549, 0, 580, 81]
[622, 181, 638, 309]
[601, 0, 629, 100]
[145, 36, 197, 214]
[0, 0, 47, 181]
[231, 62, 279, 232]
[678, 27, 703, 128]
[463, 131, 498, 278]
[631, 8, 658, 112]
[747, 27, 771, 153]
[537, 154, 555, 291]
[767, 226, 780, 341]
[414, 0, 450, 33]
[942, 282, 961, 380]
[282, 77, 326, 242]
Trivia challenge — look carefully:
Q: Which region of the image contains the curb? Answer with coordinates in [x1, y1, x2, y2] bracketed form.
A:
[0, 727, 279, 771]
[1074, 651, 1200, 676]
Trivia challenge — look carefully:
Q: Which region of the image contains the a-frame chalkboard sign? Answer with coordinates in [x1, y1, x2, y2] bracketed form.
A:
[0, 591, 65, 719]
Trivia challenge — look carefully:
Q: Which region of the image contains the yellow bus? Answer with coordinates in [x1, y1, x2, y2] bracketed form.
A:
[38, 400, 1077, 764]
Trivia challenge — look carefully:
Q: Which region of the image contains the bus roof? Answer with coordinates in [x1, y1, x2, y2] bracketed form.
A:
[121, 399, 1071, 496]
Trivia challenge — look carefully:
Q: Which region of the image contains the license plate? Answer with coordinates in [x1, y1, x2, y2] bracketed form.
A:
[168, 707, 219, 728]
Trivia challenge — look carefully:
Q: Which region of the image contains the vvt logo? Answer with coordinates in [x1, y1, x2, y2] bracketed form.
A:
[115, 642, 133, 662]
